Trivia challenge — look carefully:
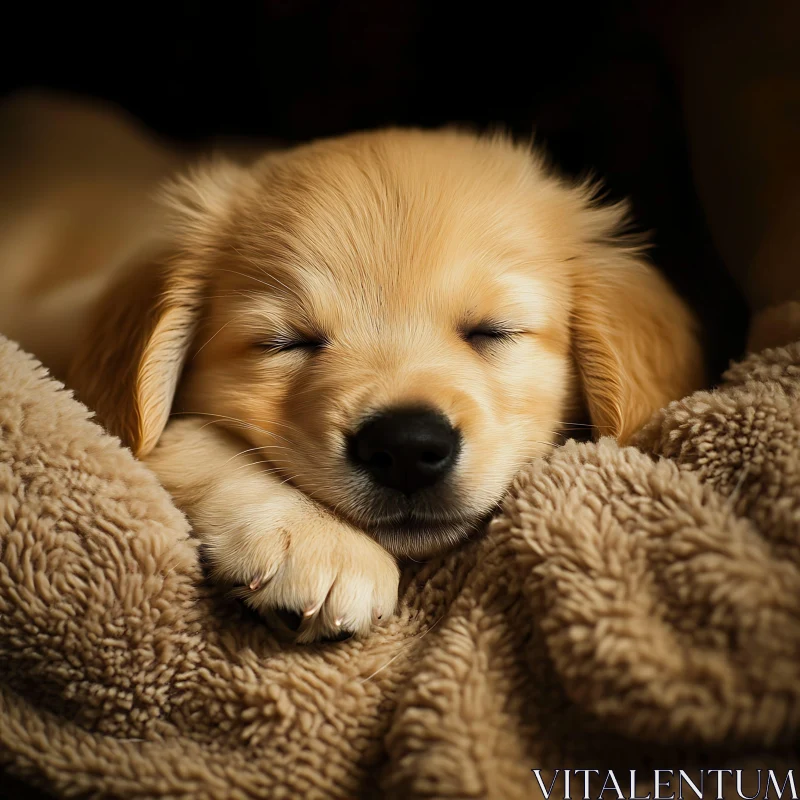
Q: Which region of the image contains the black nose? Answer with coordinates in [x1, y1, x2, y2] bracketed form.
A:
[348, 408, 461, 494]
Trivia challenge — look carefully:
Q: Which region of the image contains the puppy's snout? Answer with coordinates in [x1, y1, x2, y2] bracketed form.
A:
[348, 408, 461, 494]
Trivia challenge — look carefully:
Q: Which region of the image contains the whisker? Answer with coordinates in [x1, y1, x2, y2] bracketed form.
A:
[174, 412, 294, 445]
[222, 445, 291, 466]
[359, 613, 446, 684]
[217, 268, 285, 292]
[553, 420, 607, 430]
[199, 419, 290, 444]
[252, 419, 305, 434]
[192, 317, 238, 360]
[229, 461, 286, 476]
[233, 247, 299, 298]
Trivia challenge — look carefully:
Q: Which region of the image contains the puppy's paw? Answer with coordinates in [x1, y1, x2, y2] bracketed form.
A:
[208, 509, 399, 643]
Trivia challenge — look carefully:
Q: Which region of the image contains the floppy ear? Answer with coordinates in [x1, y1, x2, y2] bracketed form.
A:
[569, 202, 705, 444]
[68, 159, 245, 457]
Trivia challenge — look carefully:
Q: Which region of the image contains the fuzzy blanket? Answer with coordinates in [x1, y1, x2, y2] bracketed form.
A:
[1, 305, 799, 799]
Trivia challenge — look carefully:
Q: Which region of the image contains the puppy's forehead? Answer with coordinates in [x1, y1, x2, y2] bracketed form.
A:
[235, 131, 550, 275]
[224, 131, 570, 331]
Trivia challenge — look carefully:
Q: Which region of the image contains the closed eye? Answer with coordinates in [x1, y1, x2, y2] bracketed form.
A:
[254, 334, 328, 354]
[461, 324, 521, 350]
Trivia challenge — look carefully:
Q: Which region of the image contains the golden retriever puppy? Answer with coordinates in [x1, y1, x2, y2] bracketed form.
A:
[0, 94, 704, 642]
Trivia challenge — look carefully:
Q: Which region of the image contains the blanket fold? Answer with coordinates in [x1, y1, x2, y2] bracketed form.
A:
[1, 303, 799, 799]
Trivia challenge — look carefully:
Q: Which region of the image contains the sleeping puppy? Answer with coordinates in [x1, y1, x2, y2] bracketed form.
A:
[0, 93, 704, 641]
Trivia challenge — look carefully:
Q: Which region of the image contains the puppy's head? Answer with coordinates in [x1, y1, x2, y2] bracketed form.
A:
[71, 129, 703, 558]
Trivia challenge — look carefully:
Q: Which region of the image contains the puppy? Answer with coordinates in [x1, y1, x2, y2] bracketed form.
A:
[0, 93, 704, 641]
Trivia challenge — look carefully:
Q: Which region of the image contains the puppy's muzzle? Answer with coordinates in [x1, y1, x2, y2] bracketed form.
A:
[347, 407, 461, 494]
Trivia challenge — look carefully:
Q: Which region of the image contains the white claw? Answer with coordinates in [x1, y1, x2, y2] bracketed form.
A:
[303, 601, 323, 618]
[249, 575, 268, 591]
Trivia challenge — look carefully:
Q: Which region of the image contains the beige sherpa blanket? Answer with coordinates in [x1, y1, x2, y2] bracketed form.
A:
[1, 305, 799, 800]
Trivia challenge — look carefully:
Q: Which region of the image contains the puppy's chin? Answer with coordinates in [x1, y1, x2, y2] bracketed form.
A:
[360, 510, 496, 560]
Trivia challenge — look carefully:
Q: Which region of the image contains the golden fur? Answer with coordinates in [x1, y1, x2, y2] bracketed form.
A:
[0, 94, 704, 641]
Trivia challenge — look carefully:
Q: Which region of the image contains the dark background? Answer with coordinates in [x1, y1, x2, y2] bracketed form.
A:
[0, 3, 755, 796]
[1, 1, 748, 374]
